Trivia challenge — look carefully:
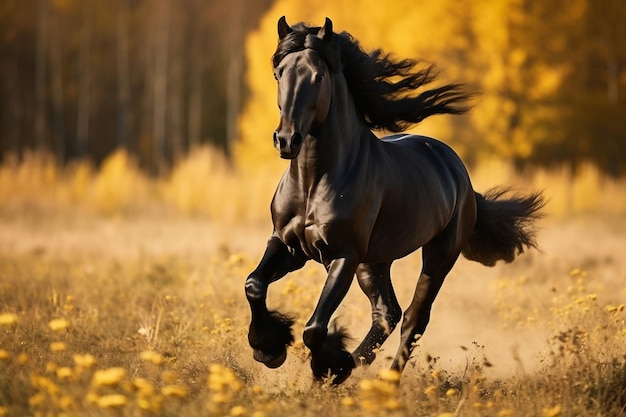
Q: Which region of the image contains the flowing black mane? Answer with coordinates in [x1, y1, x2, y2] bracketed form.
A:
[272, 22, 474, 132]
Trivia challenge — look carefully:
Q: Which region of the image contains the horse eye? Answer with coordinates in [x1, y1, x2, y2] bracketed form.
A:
[314, 73, 325, 84]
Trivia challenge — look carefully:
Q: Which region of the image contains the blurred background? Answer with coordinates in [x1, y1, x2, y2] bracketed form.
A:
[0, 0, 625, 219]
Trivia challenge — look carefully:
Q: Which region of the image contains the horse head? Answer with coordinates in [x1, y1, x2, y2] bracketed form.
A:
[272, 17, 334, 159]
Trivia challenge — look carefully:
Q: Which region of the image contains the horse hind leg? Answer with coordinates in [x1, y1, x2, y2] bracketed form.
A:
[352, 262, 402, 366]
[390, 215, 472, 373]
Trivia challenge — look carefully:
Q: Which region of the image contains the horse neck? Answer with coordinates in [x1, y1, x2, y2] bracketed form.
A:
[290, 74, 370, 186]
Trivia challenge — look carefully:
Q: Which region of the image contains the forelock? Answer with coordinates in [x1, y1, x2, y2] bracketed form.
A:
[272, 23, 341, 72]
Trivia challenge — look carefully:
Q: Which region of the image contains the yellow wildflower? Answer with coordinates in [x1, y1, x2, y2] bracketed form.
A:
[208, 364, 242, 392]
[49, 318, 70, 331]
[92, 367, 126, 387]
[379, 369, 401, 383]
[424, 385, 438, 395]
[383, 399, 403, 410]
[140, 350, 164, 365]
[230, 405, 247, 417]
[161, 370, 181, 383]
[96, 394, 128, 408]
[161, 384, 188, 398]
[73, 353, 96, 368]
[133, 378, 155, 396]
[85, 392, 99, 404]
[227, 253, 246, 266]
[543, 404, 562, 417]
[50, 341, 67, 352]
[445, 388, 458, 397]
[56, 367, 73, 380]
[0, 313, 18, 326]
[59, 395, 75, 410]
[137, 395, 163, 412]
[0, 349, 10, 360]
[340, 397, 356, 407]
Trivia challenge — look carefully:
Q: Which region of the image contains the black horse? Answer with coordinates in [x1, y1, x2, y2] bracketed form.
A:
[245, 17, 543, 384]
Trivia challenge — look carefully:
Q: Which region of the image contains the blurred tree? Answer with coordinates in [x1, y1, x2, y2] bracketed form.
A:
[0, 0, 274, 171]
[0, 0, 624, 175]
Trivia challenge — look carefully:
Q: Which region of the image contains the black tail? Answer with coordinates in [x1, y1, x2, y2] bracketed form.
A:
[462, 188, 544, 267]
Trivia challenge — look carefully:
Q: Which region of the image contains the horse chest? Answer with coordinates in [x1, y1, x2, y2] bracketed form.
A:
[274, 190, 363, 264]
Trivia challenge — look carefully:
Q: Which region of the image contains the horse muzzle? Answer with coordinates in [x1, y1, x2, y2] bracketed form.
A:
[274, 130, 304, 159]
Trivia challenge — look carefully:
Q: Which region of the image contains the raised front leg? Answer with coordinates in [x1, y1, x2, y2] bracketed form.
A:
[245, 234, 307, 368]
[353, 263, 402, 366]
[303, 253, 359, 384]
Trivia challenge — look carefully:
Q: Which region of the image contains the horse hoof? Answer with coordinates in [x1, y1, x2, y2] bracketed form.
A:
[253, 348, 287, 369]
[331, 361, 353, 385]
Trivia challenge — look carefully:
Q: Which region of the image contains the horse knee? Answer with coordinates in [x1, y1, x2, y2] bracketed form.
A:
[303, 324, 327, 349]
[245, 275, 265, 302]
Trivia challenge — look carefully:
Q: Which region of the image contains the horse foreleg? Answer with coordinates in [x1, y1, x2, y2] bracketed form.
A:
[245, 234, 307, 368]
[352, 263, 402, 366]
[303, 254, 359, 384]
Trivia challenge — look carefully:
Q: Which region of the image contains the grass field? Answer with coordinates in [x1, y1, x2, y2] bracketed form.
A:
[0, 152, 625, 416]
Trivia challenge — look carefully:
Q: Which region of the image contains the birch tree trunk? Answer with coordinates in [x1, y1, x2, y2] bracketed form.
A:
[35, 0, 49, 150]
[117, 0, 131, 151]
[76, 1, 93, 157]
[152, 0, 171, 173]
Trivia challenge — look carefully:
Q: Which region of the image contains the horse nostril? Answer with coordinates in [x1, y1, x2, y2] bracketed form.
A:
[291, 132, 303, 148]
[274, 131, 287, 150]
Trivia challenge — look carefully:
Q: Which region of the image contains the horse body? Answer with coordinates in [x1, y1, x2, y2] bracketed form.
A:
[245, 17, 543, 384]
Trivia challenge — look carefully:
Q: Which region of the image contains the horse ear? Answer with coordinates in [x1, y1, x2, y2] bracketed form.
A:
[317, 17, 333, 43]
[278, 16, 292, 39]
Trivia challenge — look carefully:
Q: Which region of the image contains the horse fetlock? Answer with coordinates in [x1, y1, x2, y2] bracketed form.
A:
[303, 324, 327, 349]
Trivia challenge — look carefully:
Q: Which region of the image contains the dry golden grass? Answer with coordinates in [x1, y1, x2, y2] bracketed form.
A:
[1, 149, 625, 416]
